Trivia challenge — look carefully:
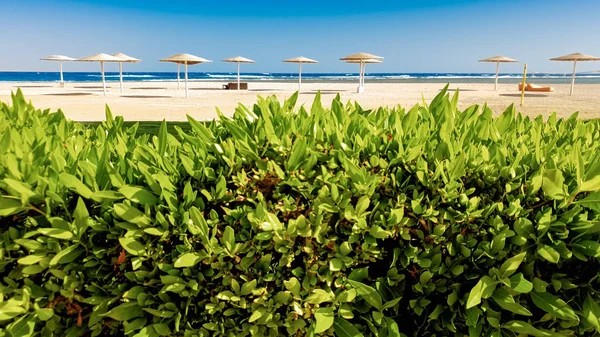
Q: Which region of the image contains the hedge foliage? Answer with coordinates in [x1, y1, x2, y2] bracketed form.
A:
[1, 88, 600, 337]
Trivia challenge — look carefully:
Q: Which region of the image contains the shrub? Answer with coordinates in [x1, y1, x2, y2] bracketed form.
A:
[1, 88, 600, 337]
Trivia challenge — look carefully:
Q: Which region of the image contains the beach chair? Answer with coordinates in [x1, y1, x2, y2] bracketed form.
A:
[223, 82, 248, 90]
[518, 83, 555, 92]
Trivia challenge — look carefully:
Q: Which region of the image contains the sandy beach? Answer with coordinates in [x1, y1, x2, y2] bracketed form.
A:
[1, 81, 599, 121]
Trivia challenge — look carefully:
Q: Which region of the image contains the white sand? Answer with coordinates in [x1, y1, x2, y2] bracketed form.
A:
[1, 81, 599, 121]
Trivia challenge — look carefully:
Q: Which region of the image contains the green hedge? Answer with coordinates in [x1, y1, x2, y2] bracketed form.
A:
[1, 88, 600, 337]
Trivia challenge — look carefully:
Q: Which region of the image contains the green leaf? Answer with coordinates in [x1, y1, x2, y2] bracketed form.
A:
[542, 169, 566, 200]
[223, 226, 235, 252]
[248, 307, 265, 323]
[102, 302, 144, 321]
[530, 290, 579, 321]
[35, 308, 54, 321]
[189, 207, 210, 245]
[499, 252, 526, 278]
[49, 244, 83, 266]
[0, 196, 25, 216]
[334, 317, 364, 337]
[537, 244, 560, 263]
[329, 258, 343, 272]
[59, 173, 93, 199]
[305, 289, 334, 304]
[466, 276, 497, 309]
[574, 191, 600, 212]
[90, 191, 123, 202]
[355, 196, 370, 216]
[492, 288, 532, 316]
[573, 240, 600, 257]
[509, 273, 533, 294]
[6, 315, 35, 337]
[583, 294, 600, 333]
[37, 228, 73, 240]
[119, 186, 159, 205]
[503, 320, 564, 337]
[0, 302, 26, 321]
[17, 254, 45, 265]
[173, 253, 202, 268]
[3, 179, 37, 202]
[114, 203, 152, 227]
[154, 323, 172, 336]
[158, 119, 168, 156]
[314, 307, 334, 334]
[240, 280, 257, 296]
[284, 278, 301, 296]
[119, 237, 146, 256]
[347, 280, 382, 310]
[337, 289, 357, 303]
[580, 175, 600, 192]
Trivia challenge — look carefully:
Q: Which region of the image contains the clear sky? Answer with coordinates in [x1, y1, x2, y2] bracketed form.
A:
[2, 0, 600, 73]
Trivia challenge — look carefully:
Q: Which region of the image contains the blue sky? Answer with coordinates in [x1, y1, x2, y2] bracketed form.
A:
[2, 0, 600, 73]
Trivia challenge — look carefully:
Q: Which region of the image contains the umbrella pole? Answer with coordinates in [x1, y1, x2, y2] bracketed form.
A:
[177, 63, 180, 89]
[520, 63, 527, 106]
[298, 62, 302, 91]
[362, 63, 366, 89]
[59, 61, 64, 87]
[237, 62, 240, 91]
[570, 61, 577, 96]
[494, 61, 499, 91]
[119, 62, 124, 94]
[101, 61, 106, 96]
[185, 61, 189, 98]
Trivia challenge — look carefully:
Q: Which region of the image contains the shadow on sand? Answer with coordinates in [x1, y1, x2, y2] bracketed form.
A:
[120, 95, 172, 99]
[131, 87, 169, 90]
[15, 85, 54, 88]
[74, 85, 112, 89]
[43, 93, 93, 96]
[500, 93, 550, 98]
[301, 90, 346, 94]
[446, 88, 478, 92]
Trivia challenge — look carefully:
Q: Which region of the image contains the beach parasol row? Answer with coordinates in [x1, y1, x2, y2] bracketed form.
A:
[283, 56, 318, 91]
[340, 52, 384, 93]
[478, 56, 518, 91]
[160, 54, 212, 98]
[40, 51, 600, 97]
[550, 53, 600, 95]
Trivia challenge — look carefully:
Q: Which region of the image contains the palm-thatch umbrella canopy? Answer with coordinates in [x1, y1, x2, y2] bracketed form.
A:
[221, 56, 256, 90]
[112, 53, 141, 94]
[340, 52, 384, 93]
[478, 56, 518, 91]
[40, 55, 76, 87]
[76, 53, 123, 95]
[550, 53, 600, 95]
[160, 54, 212, 98]
[283, 56, 318, 91]
[345, 59, 383, 90]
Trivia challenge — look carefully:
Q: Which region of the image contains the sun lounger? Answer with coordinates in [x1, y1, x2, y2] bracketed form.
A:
[223, 82, 248, 90]
[518, 83, 555, 92]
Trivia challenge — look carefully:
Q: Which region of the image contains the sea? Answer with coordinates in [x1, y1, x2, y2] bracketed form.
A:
[1, 72, 600, 84]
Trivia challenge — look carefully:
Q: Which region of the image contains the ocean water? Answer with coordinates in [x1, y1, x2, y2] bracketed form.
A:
[2, 71, 600, 84]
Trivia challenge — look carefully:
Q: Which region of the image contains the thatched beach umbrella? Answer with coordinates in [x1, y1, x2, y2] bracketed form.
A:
[478, 56, 518, 91]
[282, 56, 318, 91]
[76, 53, 123, 95]
[345, 59, 383, 91]
[160, 53, 212, 98]
[221, 56, 256, 90]
[550, 52, 600, 95]
[340, 52, 384, 93]
[112, 53, 141, 94]
[40, 55, 75, 87]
